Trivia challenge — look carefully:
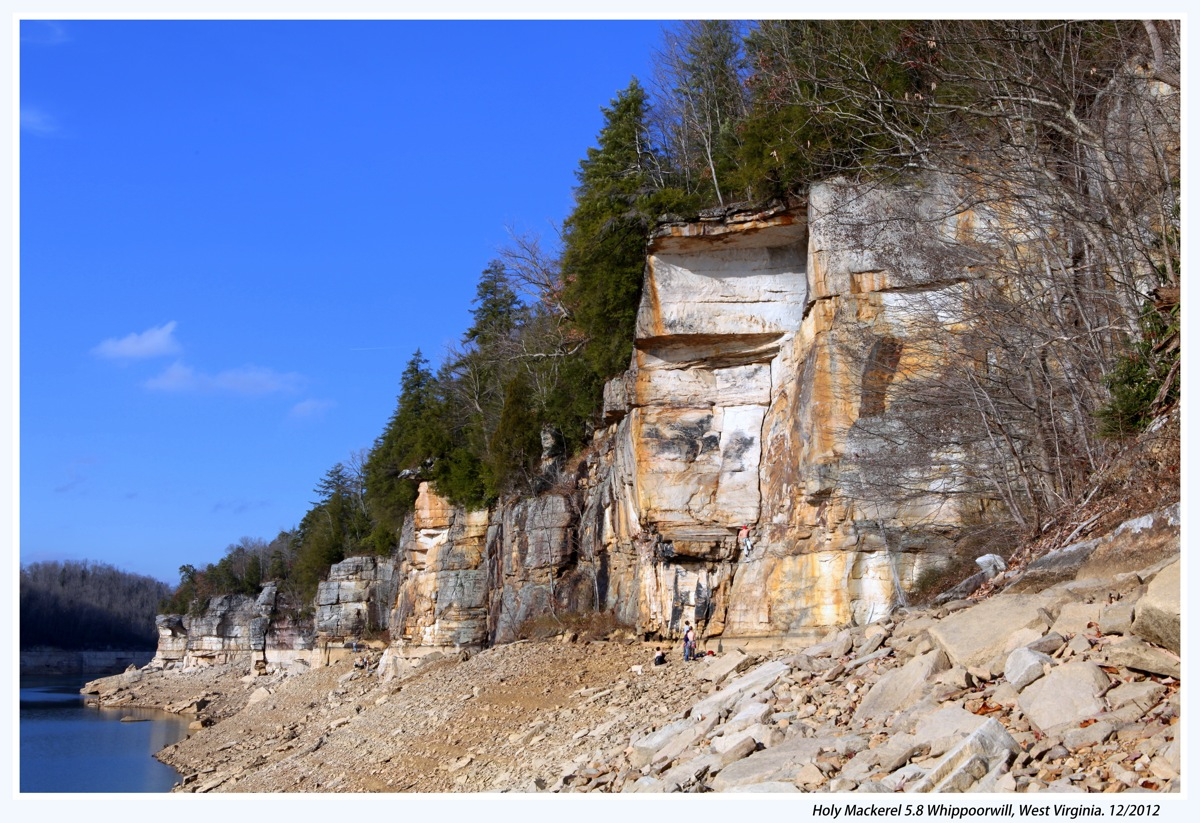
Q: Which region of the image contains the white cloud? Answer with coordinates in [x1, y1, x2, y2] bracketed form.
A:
[93, 321, 181, 360]
[21, 107, 59, 135]
[21, 21, 70, 45]
[288, 399, 336, 421]
[144, 361, 305, 395]
[142, 361, 197, 391]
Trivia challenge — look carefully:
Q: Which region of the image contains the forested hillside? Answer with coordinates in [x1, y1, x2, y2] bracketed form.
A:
[20, 560, 172, 649]
[163, 20, 1180, 612]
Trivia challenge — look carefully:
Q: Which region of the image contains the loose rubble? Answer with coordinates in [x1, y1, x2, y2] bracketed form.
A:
[82, 550, 1179, 794]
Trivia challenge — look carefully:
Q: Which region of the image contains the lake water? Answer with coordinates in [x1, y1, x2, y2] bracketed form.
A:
[19, 674, 193, 793]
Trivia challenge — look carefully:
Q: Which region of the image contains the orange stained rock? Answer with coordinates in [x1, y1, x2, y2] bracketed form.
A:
[414, 481, 453, 530]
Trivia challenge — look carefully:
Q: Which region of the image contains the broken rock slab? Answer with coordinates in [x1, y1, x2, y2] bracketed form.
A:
[1017, 661, 1110, 734]
[929, 594, 1052, 673]
[854, 649, 949, 723]
[906, 718, 1021, 793]
[690, 659, 790, 721]
[693, 650, 751, 683]
[1050, 602, 1102, 638]
[629, 719, 695, 769]
[722, 700, 774, 735]
[1004, 647, 1053, 692]
[1100, 601, 1136, 637]
[1107, 680, 1167, 714]
[1103, 637, 1180, 679]
[1131, 559, 1180, 655]
[659, 753, 721, 792]
[911, 706, 990, 753]
[709, 735, 833, 791]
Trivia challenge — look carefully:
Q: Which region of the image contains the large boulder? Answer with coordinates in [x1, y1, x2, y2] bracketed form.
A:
[691, 660, 790, 720]
[1004, 647, 1053, 692]
[1131, 558, 1180, 654]
[1017, 662, 1110, 733]
[1008, 505, 1179, 593]
[928, 594, 1053, 673]
[854, 650, 949, 722]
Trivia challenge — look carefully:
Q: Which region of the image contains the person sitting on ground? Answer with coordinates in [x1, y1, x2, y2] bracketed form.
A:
[653, 647, 667, 666]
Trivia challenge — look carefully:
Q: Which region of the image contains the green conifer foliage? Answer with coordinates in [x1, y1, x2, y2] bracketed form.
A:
[733, 20, 932, 198]
[486, 371, 543, 496]
[431, 261, 531, 506]
[292, 463, 372, 601]
[363, 351, 444, 547]
[561, 78, 694, 382]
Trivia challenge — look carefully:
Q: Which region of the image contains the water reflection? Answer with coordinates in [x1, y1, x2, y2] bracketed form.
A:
[20, 675, 192, 793]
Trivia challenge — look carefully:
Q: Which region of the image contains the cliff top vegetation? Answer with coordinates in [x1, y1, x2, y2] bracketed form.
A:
[161, 20, 1180, 612]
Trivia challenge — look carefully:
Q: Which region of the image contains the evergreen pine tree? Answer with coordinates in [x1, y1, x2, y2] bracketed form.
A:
[363, 350, 444, 549]
[561, 78, 694, 382]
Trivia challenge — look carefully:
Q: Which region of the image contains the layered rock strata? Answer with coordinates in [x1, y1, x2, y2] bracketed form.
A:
[153, 183, 1174, 666]
[385, 185, 1003, 657]
[314, 555, 397, 638]
[152, 583, 312, 669]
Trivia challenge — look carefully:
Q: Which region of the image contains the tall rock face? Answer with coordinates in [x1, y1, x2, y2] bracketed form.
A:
[388, 484, 491, 652]
[633, 206, 807, 555]
[152, 558, 395, 669]
[384, 182, 1003, 657]
[725, 181, 987, 639]
[315, 556, 397, 639]
[387, 483, 599, 654]
[152, 583, 313, 669]
[598, 184, 986, 645]
[153, 183, 1010, 666]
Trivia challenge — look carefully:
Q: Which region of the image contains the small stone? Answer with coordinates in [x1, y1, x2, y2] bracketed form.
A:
[1063, 721, 1115, 751]
[1005, 647, 1053, 691]
[794, 762, 826, 787]
[1099, 601, 1136, 636]
[1026, 632, 1066, 655]
[1066, 633, 1092, 656]
[1044, 745, 1069, 761]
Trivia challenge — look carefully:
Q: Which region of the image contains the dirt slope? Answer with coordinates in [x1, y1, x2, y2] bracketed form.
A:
[141, 639, 723, 792]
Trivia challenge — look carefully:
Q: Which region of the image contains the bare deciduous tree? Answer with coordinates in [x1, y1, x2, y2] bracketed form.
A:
[780, 21, 1179, 541]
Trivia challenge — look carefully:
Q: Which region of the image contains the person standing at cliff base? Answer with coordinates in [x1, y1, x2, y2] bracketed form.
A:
[682, 622, 696, 661]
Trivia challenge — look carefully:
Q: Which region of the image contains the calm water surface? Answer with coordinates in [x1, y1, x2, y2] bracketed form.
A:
[20, 674, 193, 793]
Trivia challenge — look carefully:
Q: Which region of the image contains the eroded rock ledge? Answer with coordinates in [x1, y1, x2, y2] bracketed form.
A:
[377, 182, 1006, 663]
[151, 182, 1177, 675]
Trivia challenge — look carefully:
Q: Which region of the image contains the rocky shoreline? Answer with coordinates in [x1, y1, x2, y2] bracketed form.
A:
[81, 528, 1179, 794]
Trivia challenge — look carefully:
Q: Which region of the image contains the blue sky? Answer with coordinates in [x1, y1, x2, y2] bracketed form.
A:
[18, 19, 670, 584]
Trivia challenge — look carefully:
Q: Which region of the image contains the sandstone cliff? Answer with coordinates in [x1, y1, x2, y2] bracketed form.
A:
[152, 583, 313, 670]
[124, 185, 1181, 795]
[155, 179, 1175, 670]
[381, 183, 1009, 662]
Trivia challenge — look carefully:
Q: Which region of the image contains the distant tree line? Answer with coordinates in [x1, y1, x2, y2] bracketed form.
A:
[20, 560, 172, 650]
[162, 20, 1179, 612]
